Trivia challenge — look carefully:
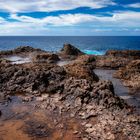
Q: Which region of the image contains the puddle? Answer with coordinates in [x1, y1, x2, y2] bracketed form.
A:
[57, 60, 72, 66]
[94, 69, 140, 109]
[5, 56, 31, 64]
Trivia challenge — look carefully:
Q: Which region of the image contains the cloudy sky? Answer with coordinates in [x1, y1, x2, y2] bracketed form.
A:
[0, 0, 140, 36]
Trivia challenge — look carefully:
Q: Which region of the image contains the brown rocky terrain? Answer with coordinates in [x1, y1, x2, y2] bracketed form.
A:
[0, 45, 140, 140]
[95, 50, 140, 69]
[114, 60, 140, 92]
[0, 46, 44, 57]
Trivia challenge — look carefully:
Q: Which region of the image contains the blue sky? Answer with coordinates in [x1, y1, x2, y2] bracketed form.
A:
[0, 0, 140, 36]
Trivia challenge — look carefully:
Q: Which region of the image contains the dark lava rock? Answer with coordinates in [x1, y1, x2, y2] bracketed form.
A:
[0, 63, 66, 94]
[62, 77, 127, 110]
[114, 60, 140, 91]
[60, 44, 84, 56]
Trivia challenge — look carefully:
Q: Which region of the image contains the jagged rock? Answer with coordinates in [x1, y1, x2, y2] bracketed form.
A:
[0, 63, 66, 94]
[60, 44, 84, 56]
[64, 63, 99, 81]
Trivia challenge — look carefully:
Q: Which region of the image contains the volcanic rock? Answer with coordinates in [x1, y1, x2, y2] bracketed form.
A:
[60, 44, 84, 56]
[64, 63, 99, 81]
[0, 63, 66, 94]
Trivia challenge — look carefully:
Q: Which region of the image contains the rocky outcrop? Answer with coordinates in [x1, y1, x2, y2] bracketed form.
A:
[64, 63, 98, 81]
[32, 53, 60, 63]
[62, 77, 127, 109]
[106, 50, 140, 59]
[60, 44, 84, 56]
[0, 46, 140, 140]
[114, 60, 140, 92]
[95, 50, 140, 69]
[96, 56, 131, 69]
[0, 46, 44, 57]
[0, 63, 66, 94]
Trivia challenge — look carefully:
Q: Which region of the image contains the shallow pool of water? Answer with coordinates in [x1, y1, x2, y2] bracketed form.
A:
[5, 56, 31, 64]
[94, 69, 140, 109]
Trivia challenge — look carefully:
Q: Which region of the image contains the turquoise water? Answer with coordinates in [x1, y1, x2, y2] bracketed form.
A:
[0, 36, 140, 55]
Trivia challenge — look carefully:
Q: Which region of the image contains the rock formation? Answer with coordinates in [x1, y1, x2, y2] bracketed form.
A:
[114, 60, 140, 92]
[60, 44, 84, 56]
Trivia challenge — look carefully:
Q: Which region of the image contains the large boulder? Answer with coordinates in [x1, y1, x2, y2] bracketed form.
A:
[60, 44, 84, 56]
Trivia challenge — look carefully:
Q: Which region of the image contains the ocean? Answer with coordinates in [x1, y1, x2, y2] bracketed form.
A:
[0, 36, 140, 55]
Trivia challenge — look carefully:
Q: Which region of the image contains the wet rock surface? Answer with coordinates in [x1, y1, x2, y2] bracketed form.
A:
[0, 45, 140, 140]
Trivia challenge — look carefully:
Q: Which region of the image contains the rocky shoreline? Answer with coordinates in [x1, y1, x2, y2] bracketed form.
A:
[0, 44, 140, 140]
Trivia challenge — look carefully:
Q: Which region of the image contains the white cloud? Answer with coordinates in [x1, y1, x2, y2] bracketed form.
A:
[126, 3, 140, 8]
[0, 11, 140, 35]
[0, 0, 115, 13]
[9, 13, 95, 25]
[10, 11, 140, 26]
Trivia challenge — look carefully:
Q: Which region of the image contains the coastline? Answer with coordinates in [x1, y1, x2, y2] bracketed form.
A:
[0, 44, 140, 140]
